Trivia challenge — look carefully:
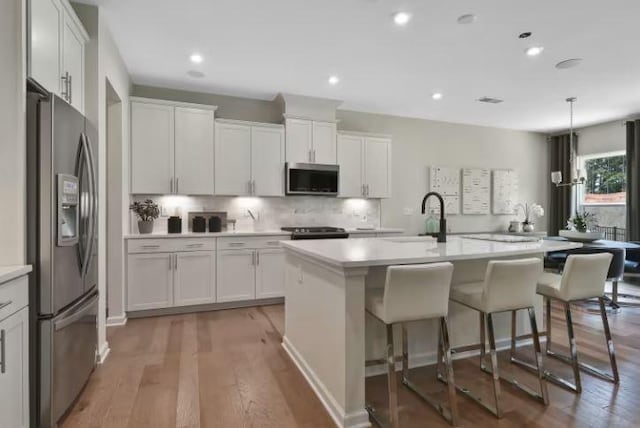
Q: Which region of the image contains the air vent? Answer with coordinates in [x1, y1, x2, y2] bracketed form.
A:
[477, 97, 504, 104]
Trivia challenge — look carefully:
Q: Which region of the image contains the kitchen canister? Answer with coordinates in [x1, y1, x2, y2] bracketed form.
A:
[193, 216, 206, 233]
[168, 216, 182, 234]
[209, 216, 222, 232]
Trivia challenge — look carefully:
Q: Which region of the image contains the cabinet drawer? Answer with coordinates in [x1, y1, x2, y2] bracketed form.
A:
[173, 238, 216, 252]
[128, 239, 174, 254]
[0, 276, 28, 321]
[217, 235, 289, 250]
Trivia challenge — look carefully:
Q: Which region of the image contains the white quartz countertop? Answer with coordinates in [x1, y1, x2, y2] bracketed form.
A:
[124, 228, 403, 239]
[281, 235, 583, 268]
[0, 265, 32, 284]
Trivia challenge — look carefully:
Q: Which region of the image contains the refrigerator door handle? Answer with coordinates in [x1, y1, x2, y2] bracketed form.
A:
[54, 292, 99, 331]
[82, 132, 98, 279]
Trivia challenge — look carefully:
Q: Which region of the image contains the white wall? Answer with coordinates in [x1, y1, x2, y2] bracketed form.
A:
[337, 110, 549, 234]
[0, 0, 26, 265]
[577, 119, 626, 156]
[74, 2, 131, 356]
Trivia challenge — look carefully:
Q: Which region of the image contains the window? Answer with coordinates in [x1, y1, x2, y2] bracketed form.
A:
[579, 151, 626, 205]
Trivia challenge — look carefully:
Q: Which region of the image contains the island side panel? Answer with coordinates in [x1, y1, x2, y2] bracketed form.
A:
[283, 252, 371, 428]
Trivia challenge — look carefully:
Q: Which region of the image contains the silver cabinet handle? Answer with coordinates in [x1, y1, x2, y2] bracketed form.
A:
[176, 177, 179, 194]
[266, 241, 280, 246]
[174, 254, 178, 270]
[0, 301, 12, 311]
[229, 242, 245, 247]
[252, 180, 256, 195]
[256, 251, 260, 265]
[141, 244, 160, 249]
[248, 180, 252, 195]
[185, 243, 204, 248]
[68, 74, 72, 104]
[309, 149, 313, 163]
[1, 329, 5, 374]
[61, 72, 70, 101]
[170, 177, 174, 193]
[252, 251, 256, 266]
[168, 256, 172, 271]
[362, 184, 365, 197]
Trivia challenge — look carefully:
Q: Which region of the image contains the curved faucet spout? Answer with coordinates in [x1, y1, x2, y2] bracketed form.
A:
[420, 191, 447, 242]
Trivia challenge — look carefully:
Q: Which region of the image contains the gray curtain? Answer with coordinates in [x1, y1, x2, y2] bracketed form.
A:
[627, 121, 640, 241]
[548, 134, 574, 236]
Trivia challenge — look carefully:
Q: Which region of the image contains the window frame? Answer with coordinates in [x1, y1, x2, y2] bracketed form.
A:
[578, 150, 627, 207]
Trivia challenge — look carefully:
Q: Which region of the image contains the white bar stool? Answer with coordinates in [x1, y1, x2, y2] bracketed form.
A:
[365, 262, 458, 428]
[515, 252, 619, 393]
[447, 258, 548, 418]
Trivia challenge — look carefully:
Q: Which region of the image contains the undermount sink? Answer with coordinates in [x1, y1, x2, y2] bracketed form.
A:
[379, 236, 436, 243]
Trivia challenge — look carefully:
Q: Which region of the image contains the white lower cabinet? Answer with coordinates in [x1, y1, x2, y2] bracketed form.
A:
[255, 249, 285, 299]
[216, 250, 256, 303]
[174, 252, 216, 306]
[0, 307, 29, 428]
[127, 250, 216, 311]
[127, 253, 173, 311]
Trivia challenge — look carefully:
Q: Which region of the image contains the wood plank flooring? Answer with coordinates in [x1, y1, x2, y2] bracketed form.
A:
[61, 299, 640, 428]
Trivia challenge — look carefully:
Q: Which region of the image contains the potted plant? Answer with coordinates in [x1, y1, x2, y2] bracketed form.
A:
[559, 211, 603, 242]
[130, 199, 160, 234]
[514, 202, 545, 233]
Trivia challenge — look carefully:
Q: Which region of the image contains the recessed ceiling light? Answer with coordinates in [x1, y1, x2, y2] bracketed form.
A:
[328, 75, 340, 85]
[525, 46, 544, 57]
[432, 92, 443, 100]
[187, 70, 205, 78]
[393, 11, 412, 26]
[457, 14, 476, 24]
[555, 58, 583, 69]
[189, 53, 203, 64]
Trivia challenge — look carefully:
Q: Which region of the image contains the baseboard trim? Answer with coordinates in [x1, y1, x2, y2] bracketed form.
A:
[127, 297, 284, 319]
[106, 314, 128, 327]
[282, 336, 371, 428]
[98, 342, 110, 364]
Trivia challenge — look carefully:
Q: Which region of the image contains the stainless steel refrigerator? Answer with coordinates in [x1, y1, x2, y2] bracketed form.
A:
[26, 79, 99, 428]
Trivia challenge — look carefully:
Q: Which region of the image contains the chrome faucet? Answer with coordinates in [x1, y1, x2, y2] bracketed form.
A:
[421, 192, 447, 243]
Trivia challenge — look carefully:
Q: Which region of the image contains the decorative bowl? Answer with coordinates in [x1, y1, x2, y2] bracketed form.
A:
[559, 230, 604, 243]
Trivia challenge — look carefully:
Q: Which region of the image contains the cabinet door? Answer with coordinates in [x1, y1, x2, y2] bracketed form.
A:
[251, 126, 284, 196]
[175, 108, 215, 195]
[216, 250, 255, 302]
[0, 307, 29, 428]
[62, 18, 84, 112]
[255, 249, 285, 299]
[364, 137, 391, 198]
[174, 251, 216, 306]
[30, 0, 63, 94]
[337, 134, 364, 197]
[215, 122, 251, 195]
[312, 121, 337, 164]
[285, 118, 312, 163]
[127, 253, 173, 310]
[130, 102, 174, 194]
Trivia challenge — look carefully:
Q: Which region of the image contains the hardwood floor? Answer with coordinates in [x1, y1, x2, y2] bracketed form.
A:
[61, 299, 640, 428]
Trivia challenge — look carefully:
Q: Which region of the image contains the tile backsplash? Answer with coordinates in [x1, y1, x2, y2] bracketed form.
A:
[129, 195, 381, 234]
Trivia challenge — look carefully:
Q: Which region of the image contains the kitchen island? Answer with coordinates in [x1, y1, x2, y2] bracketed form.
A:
[281, 235, 582, 428]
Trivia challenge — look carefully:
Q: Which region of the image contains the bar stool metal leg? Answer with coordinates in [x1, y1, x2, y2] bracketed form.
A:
[545, 297, 552, 354]
[542, 301, 582, 392]
[402, 323, 409, 381]
[599, 297, 620, 383]
[386, 324, 400, 428]
[405, 318, 459, 426]
[528, 307, 549, 405]
[479, 312, 486, 370]
[487, 314, 503, 418]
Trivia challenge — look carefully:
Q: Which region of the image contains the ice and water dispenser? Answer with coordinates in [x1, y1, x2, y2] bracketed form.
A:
[57, 174, 79, 246]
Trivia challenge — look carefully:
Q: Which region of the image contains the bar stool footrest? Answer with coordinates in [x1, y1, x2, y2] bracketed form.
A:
[402, 376, 456, 425]
[436, 372, 502, 418]
[479, 364, 547, 404]
[546, 349, 618, 383]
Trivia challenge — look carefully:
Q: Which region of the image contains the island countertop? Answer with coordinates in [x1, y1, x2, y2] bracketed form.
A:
[280, 235, 583, 268]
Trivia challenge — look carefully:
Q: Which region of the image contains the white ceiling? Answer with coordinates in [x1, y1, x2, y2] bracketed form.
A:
[86, 0, 640, 132]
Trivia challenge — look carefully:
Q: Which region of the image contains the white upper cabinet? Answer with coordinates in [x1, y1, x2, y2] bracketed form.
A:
[29, 0, 88, 112]
[285, 118, 336, 164]
[30, 0, 63, 94]
[364, 137, 391, 198]
[175, 107, 215, 195]
[130, 101, 175, 194]
[337, 134, 364, 198]
[312, 121, 337, 164]
[337, 132, 391, 198]
[251, 126, 284, 196]
[285, 118, 312, 163]
[130, 98, 217, 195]
[215, 122, 252, 196]
[215, 119, 284, 196]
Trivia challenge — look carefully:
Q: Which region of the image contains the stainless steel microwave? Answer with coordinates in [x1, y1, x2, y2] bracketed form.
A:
[285, 163, 339, 196]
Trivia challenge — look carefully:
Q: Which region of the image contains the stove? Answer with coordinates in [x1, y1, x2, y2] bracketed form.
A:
[281, 226, 349, 240]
